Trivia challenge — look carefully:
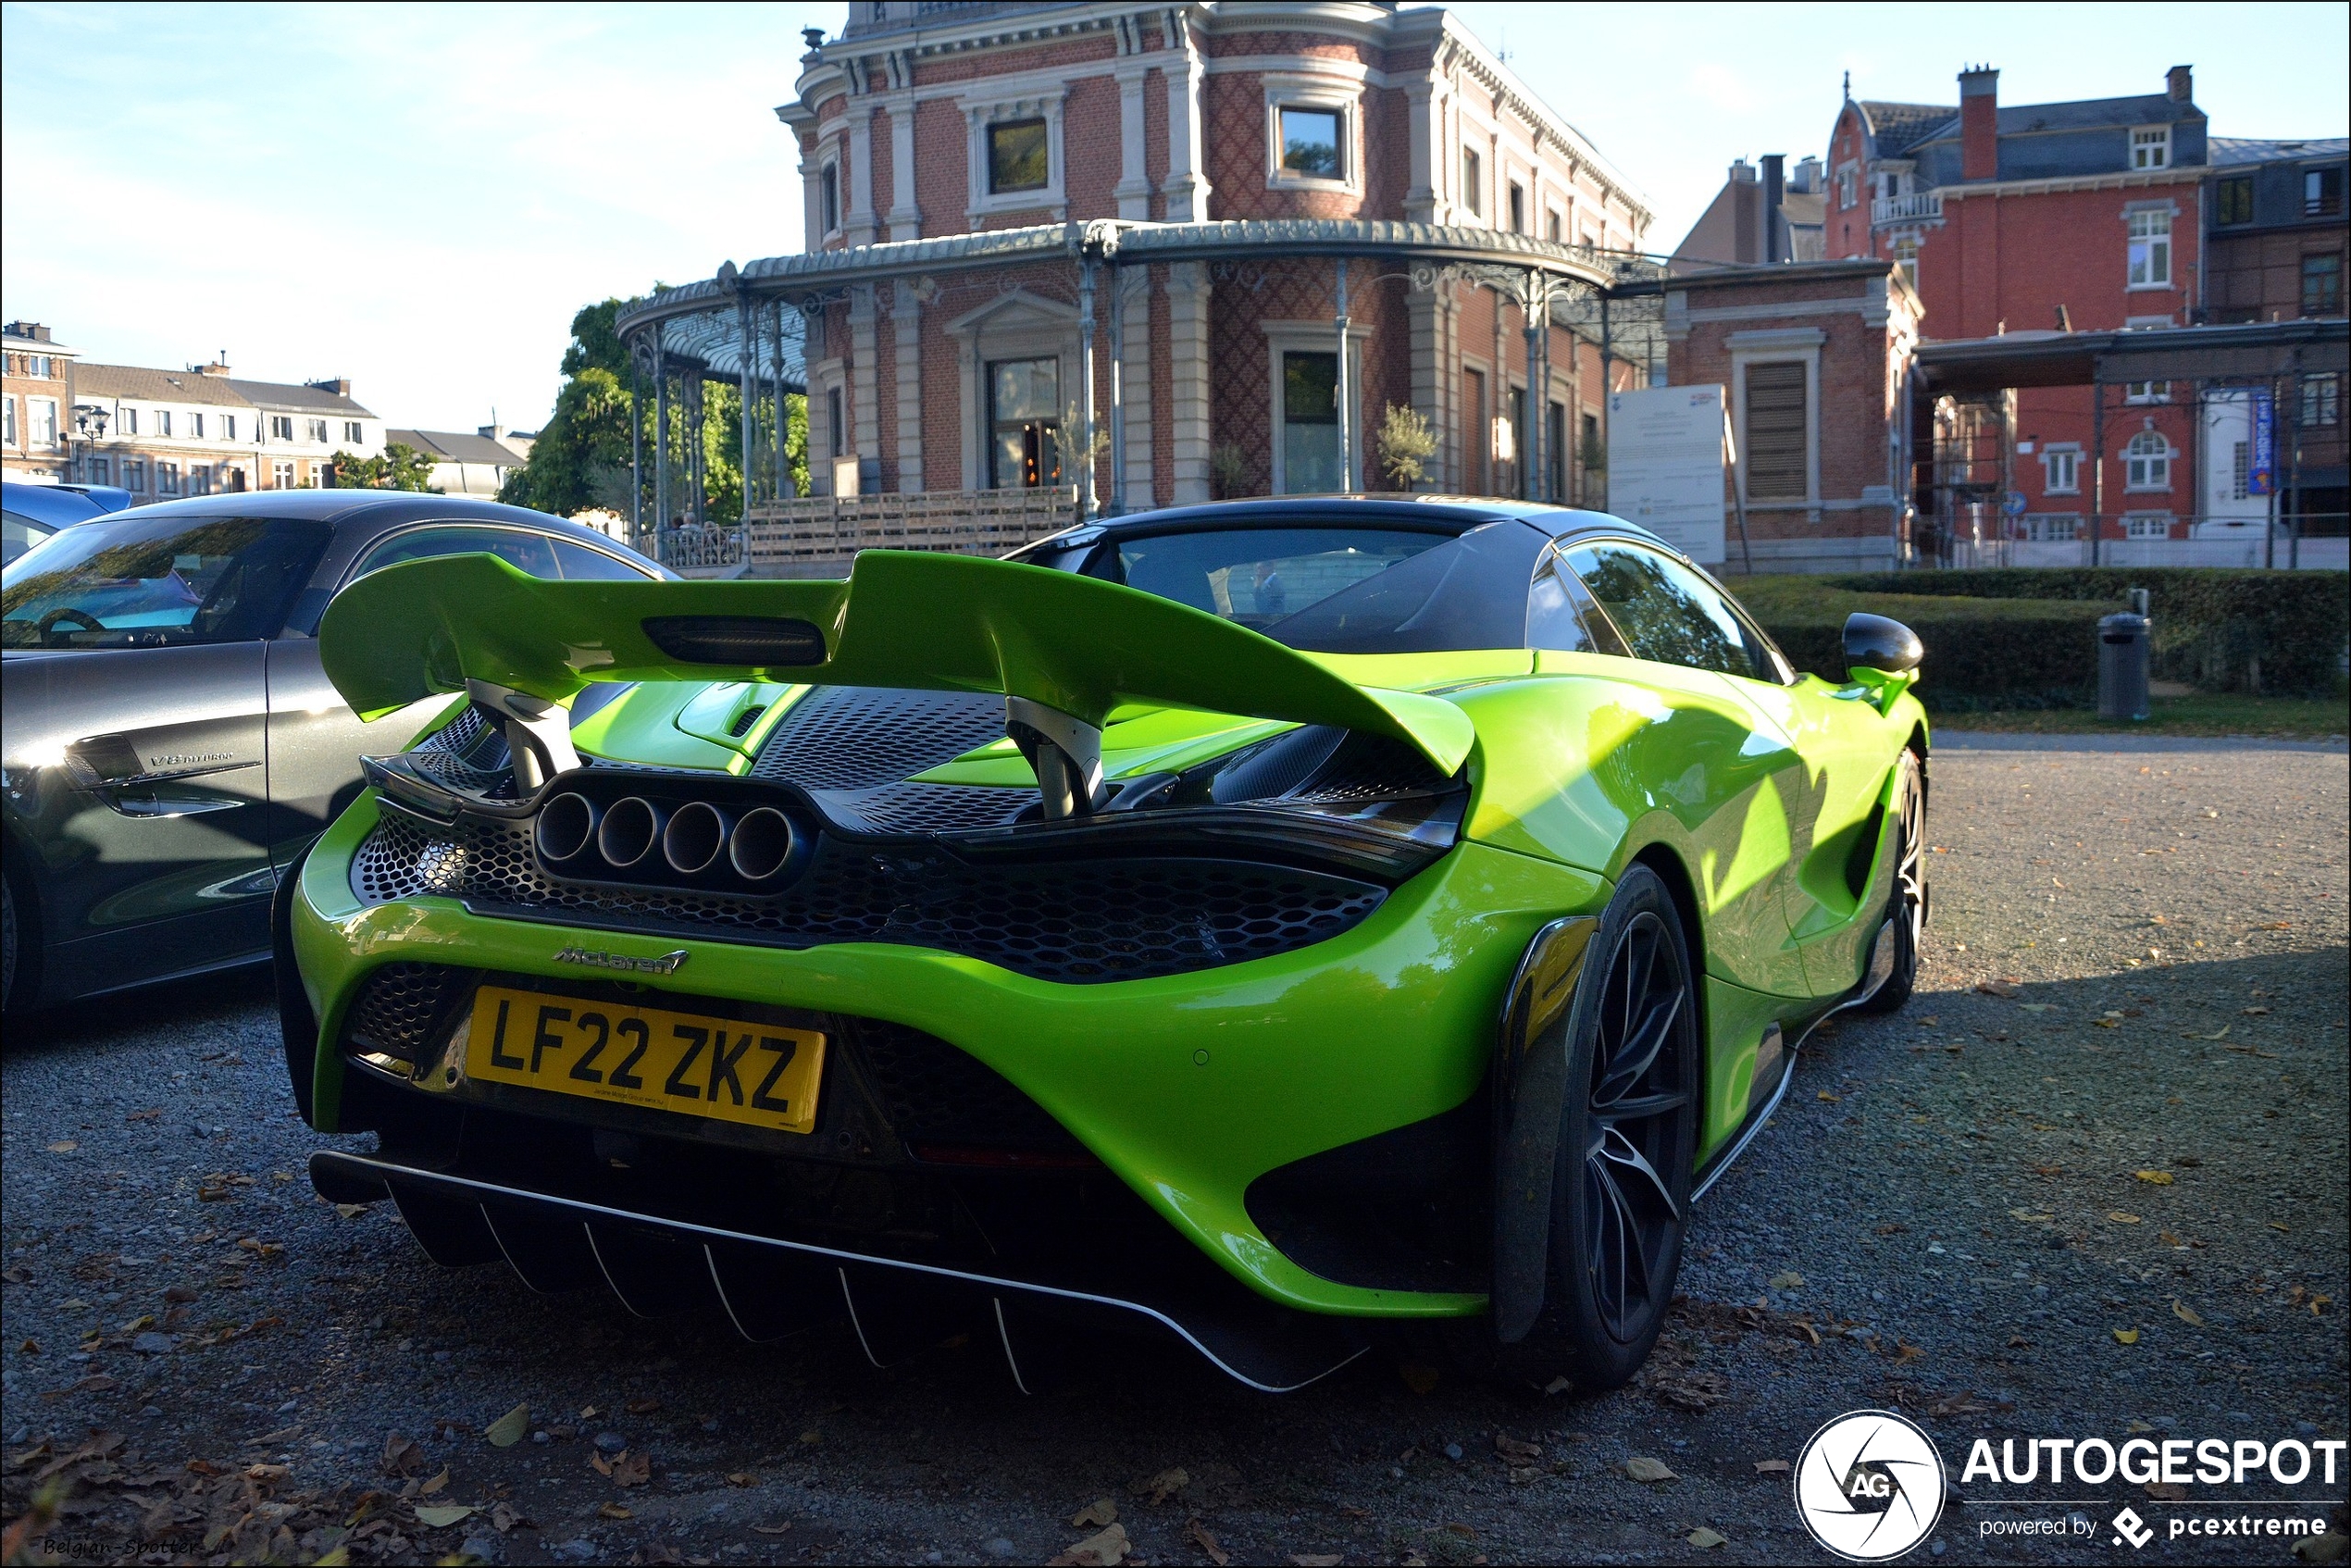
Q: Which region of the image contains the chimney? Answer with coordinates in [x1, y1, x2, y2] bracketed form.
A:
[1761, 154, 1786, 264]
[309, 378, 353, 396]
[6, 320, 53, 342]
[1792, 156, 1822, 193]
[478, 422, 506, 442]
[2167, 65, 2193, 103]
[1729, 157, 1756, 182]
[1959, 64, 1999, 181]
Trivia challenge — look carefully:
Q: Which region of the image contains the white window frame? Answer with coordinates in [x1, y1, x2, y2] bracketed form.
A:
[1262, 319, 1369, 495]
[2124, 380, 2171, 404]
[1835, 164, 1858, 210]
[2021, 513, 2081, 541]
[31, 398, 57, 445]
[306, 417, 329, 444]
[223, 414, 238, 442]
[818, 149, 843, 240]
[1891, 233, 1921, 290]
[344, 420, 363, 442]
[2042, 444, 2081, 495]
[2131, 126, 2171, 170]
[124, 458, 148, 492]
[157, 460, 180, 496]
[190, 411, 205, 439]
[1461, 145, 1483, 219]
[271, 459, 294, 490]
[964, 88, 1067, 223]
[3, 396, 14, 446]
[2122, 511, 2173, 540]
[157, 409, 173, 438]
[1262, 77, 1361, 198]
[943, 289, 1080, 493]
[2126, 206, 2173, 290]
[2122, 429, 2172, 492]
[121, 406, 139, 436]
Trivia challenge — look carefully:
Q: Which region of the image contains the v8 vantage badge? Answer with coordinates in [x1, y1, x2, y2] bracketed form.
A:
[1796, 1409, 1947, 1562]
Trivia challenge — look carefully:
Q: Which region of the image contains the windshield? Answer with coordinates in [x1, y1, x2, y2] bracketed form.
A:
[2, 512, 332, 650]
[1100, 522, 1549, 653]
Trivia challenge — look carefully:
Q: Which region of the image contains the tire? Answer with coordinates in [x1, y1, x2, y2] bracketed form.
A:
[1482, 864, 1699, 1391]
[1852, 749, 1926, 1015]
[273, 840, 320, 1125]
[2, 870, 17, 1015]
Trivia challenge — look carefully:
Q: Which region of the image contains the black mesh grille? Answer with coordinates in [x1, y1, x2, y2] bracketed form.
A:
[752, 686, 1008, 790]
[827, 779, 1030, 833]
[844, 1016, 1084, 1154]
[351, 808, 1384, 983]
[344, 963, 474, 1063]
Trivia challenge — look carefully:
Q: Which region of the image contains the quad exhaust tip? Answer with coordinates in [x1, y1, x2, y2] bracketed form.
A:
[537, 790, 805, 890]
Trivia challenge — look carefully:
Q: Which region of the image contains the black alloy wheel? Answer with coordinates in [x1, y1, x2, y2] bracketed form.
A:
[1855, 749, 1926, 1014]
[1484, 864, 1697, 1392]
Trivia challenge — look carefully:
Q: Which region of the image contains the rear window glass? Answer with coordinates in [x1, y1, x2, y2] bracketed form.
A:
[1113, 527, 1452, 632]
[355, 525, 559, 580]
[2, 513, 331, 649]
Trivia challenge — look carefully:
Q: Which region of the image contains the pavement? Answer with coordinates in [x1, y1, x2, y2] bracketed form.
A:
[4, 738, 2345, 1567]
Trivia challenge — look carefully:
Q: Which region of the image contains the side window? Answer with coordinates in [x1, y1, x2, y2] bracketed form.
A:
[1562, 542, 1775, 682]
[353, 526, 560, 581]
[554, 539, 654, 580]
[1525, 549, 1627, 656]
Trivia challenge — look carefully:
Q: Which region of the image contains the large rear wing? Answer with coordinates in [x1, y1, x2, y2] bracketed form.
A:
[319, 550, 1474, 784]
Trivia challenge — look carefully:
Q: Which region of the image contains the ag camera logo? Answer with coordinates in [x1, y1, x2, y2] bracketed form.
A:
[1795, 1410, 1947, 1562]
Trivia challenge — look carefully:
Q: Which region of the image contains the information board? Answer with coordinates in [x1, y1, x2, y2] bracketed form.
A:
[1606, 385, 1727, 564]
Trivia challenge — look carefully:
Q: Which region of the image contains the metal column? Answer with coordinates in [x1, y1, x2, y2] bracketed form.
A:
[1107, 266, 1127, 516]
[628, 335, 643, 540]
[774, 303, 791, 499]
[1521, 269, 1544, 502]
[2088, 380, 2103, 568]
[738, 292, 758, 518]
[653, 327, 670, 541]
[1076, 256, 1097, 522]
[1335, 257, 1352, 492]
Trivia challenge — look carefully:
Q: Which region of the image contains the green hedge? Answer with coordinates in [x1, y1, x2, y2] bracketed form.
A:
[1830, 568, 2350, 699]
[1733, 579, 2107, 711]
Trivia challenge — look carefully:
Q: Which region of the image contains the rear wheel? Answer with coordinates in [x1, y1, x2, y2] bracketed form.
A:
[1480, 865, 1698, 1391]
[1853, 749, 1926, 1014]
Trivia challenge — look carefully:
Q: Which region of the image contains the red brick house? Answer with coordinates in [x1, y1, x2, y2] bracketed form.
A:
[1829, 66, 2212, 544]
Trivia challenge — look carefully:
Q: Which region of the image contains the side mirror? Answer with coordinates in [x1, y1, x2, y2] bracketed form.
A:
[1844, 612, 1922, 677]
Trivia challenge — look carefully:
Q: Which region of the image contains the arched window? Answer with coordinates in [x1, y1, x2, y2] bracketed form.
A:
[2123, 429, 2171, 491]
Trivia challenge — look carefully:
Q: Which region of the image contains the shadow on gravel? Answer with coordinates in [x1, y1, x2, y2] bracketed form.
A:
[4, 963, 274, 1053]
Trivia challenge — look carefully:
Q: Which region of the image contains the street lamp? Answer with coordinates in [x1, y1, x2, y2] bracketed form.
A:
[70, 404, 109, 483]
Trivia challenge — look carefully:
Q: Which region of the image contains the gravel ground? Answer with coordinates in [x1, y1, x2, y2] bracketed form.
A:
[5, 739, 2345, 1567]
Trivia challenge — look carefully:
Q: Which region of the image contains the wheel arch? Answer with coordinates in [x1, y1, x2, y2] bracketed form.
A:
[0, 820, 47, 1011]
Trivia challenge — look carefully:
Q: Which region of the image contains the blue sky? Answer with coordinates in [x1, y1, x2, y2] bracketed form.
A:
[5, 2, 2344, 432]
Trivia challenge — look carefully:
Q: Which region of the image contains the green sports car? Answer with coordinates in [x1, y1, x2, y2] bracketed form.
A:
[280, 497, 1928, 1392]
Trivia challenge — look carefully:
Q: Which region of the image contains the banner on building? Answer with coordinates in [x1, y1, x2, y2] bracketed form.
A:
[1606, 386, 1727, 564]
[2248, 390, 2276, 496]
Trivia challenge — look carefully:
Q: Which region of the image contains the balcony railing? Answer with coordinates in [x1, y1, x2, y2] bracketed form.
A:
[741, 486, 1078, 577]
[1871, 192, 1943, 226]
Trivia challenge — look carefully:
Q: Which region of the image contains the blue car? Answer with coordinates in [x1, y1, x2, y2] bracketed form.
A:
[2, 481, 133, 566]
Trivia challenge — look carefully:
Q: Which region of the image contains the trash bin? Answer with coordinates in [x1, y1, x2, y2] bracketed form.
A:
[2098, 611, 2151, 721]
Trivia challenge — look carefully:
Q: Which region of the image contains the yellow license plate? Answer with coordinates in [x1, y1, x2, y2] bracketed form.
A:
[465, 986, 824, 1136]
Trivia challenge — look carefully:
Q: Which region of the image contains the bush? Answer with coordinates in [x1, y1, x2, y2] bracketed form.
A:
[1733, 578, 2108, 711]
[1829, 568, 2349, 698]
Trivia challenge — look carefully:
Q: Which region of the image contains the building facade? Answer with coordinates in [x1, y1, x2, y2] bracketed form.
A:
[1829, 65, 2348, 544]
[769, 1, 1654, 509]
[1672, 156, 1825, 271]
[3, 322, 79, 484]
[61, 358, 382, 503]
[386, 426, 532, 498]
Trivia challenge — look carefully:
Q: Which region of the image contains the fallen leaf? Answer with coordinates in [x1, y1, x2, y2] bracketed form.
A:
[1754, 1459, 1791, 1475]
[333, 1203, 369, 1219]
[413, 1503, 476, 1528]
[1976, 980, 2021, 999]
[1816, 1089, 1841, 1102]
[1543, 1375, 1572, 1395]
[596, 1501, 632, 1521]
[2172, 1300, 2206, 1327]
[2108, 1212, 2143, 1225]
[45, 1141, 77, 1153]
[1398, 1362, 1439, 1395]
[589, 1450, 612, 1477]
[753, 1524, 793, 1536]
[1070, 1499, 1119, 1529]
[625, 1397, 661, 1415]
[1047, 1521, 1131, 1567]
[1495, 1434, 1541, 1463]
[2243, 1005, 2271, 1016]
[1689, 1526, 1729, 1549]
[2113, 1328, 2141, 1345]
[1188, 1518, 1230, 1567]
[1624, 1456, 1676, 1483]
[417, 1466, 449, 1496]
[1768, 1271, 1805, 1290]
[725, 1471, 756, 1487]
[380, 1433, 422, 1477]
[2133, 1170, 2175, 1186]
[609, 1449, 651, 1487]
[2270, 1222, 2291, 1233]
[2009, 1209, 2054, 1223]
[485, 1402, 530, 1449]
[1138, 1466, 1189, 1504]
[2293, 1532, 2351, 1564]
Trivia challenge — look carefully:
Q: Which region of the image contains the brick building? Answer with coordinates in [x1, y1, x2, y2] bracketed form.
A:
[740, 0, 1655, 512]
[1828, 65, 2349, 544]
[2, 322, 78, 484]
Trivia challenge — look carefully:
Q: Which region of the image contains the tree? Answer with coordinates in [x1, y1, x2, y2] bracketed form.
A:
[502, 296, 809, 526]
[332, 442, 437, 492]
[1375, 403, 1438, 489]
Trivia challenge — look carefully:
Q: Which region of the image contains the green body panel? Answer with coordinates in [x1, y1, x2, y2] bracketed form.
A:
[318, 550, 1474, 774]
[292, 790, 1604, 1318]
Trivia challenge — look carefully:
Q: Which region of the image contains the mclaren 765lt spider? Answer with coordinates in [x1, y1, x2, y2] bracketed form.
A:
[279, 496, 1929, 1392]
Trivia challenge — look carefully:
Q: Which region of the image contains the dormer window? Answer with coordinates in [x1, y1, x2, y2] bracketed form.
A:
[2131, 127, 2170, 170]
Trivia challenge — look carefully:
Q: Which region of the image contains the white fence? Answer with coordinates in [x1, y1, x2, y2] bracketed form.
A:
[741, 487, 1079, 578]
[1946, 536, 2347, 570]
